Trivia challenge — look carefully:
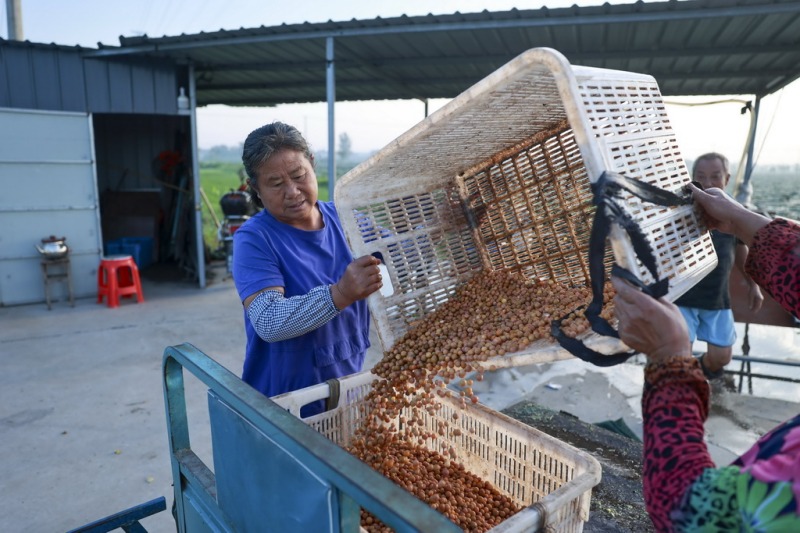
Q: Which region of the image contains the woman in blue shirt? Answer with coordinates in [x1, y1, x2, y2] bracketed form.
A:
[233, 122, 382, 417]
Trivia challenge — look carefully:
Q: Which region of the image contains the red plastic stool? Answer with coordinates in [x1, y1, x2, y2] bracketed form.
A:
[97, 255, 145, 308]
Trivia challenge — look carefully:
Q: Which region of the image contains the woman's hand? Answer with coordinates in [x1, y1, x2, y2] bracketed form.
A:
[688, 184, 771, 246]
[611, 275, 693, 364]
[332, 254, 383, 309]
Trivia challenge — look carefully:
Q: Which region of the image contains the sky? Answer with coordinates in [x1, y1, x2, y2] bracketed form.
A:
[3, 0, 800, 166]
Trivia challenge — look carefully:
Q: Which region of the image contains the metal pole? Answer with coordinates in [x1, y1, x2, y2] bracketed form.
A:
[326, 37, 336, 199]
[5, 0, 23, 40]
[737, 95, 761, 205]
[737, 323, 752, 394]
[188, 64, 206, 288]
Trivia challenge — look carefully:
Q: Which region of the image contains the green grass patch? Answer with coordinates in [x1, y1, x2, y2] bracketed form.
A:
[198, 162, 242, 250]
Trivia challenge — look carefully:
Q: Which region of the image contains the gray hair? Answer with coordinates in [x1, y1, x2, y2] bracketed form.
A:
[692, 152, 730, 177]
[241, 122, 313, 208]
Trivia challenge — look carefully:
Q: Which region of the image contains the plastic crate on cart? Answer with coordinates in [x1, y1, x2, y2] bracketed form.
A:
[334, 47, 716, 366]
[271, 371, 602, 532]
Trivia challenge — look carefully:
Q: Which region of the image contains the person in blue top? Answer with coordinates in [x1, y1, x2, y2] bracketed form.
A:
[233, 122, 382, 417]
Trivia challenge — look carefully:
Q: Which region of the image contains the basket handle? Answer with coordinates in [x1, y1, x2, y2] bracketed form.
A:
[551, 171, 693, 366]
[324, 378, 341, 411]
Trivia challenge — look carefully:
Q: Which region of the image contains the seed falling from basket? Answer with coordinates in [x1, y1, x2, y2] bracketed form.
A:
[347, 269, 616, 531]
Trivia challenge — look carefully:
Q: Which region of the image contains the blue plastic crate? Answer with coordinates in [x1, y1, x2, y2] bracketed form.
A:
[104, 241, 141, 266]
[104, 237, 153, 268]
[118, 237, 154, 268]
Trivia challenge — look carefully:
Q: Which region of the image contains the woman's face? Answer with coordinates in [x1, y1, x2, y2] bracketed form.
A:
[252, 148, 319, 229]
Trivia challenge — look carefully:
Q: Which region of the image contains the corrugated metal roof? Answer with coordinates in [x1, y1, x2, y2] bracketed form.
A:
[87, 0, 800, 107]
[0, 40, 179, 114]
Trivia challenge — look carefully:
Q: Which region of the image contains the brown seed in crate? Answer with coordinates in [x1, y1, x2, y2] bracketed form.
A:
[350, 437, 522, 532]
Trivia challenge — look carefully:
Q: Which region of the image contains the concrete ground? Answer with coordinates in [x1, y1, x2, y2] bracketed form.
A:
[1, 264, 250, 533]
[2, 262, 798, 532]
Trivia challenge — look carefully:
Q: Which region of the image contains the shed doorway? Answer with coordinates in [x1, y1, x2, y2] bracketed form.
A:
[94, 113, 202, 283]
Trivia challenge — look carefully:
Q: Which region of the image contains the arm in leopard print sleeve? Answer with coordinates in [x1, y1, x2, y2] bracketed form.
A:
[744, 218, 800, 318]
[642, 357, 713, 531]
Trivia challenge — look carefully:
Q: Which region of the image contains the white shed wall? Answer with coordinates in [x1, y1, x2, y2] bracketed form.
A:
[0, 108, 102, 306]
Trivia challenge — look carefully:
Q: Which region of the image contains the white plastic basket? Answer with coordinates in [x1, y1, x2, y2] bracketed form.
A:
[271, 371, 602, 532]
[334, 47, 716, 365]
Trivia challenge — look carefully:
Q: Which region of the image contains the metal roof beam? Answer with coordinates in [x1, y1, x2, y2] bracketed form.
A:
[655, 69, 790, 81]
[196, 43, 800, 74]
[573, 44, 800, 62]
[197, 77, 482, 92]
[200, 67, 787, 93]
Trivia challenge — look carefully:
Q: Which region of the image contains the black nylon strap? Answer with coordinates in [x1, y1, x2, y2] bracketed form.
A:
[550, 171, 692, 366]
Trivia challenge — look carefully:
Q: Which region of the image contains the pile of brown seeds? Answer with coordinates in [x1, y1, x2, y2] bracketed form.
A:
[347, 269, 616, 532]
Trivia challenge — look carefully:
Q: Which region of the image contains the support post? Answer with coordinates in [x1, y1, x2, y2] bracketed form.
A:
[326, 37, 336, 199]
[5, 0, 23, 40]
[188, 64, 206, 288]
[736, 95, 761, 206]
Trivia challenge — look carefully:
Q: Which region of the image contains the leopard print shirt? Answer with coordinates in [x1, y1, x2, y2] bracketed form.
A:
[643, 218, 800, 531]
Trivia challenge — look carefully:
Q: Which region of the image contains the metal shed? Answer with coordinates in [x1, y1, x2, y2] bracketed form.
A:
[0, 41, 199, 306]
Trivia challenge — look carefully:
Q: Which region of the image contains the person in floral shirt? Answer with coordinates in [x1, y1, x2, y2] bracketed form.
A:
[612, 183, 799, 531]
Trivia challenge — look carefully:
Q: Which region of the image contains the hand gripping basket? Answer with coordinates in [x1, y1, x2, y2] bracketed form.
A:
[334, 47, 716, 365]
[271, 371, 602, 532]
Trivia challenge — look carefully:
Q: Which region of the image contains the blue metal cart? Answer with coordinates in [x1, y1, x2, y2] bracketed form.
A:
[163, 342, 461, 532]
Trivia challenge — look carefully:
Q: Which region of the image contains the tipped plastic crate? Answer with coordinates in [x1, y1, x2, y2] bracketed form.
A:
[334, 47, 716, 365]
[271, 371, 602, 532]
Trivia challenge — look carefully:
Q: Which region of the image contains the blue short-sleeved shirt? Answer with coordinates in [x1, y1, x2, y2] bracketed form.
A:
[232, 201, 370, 416]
